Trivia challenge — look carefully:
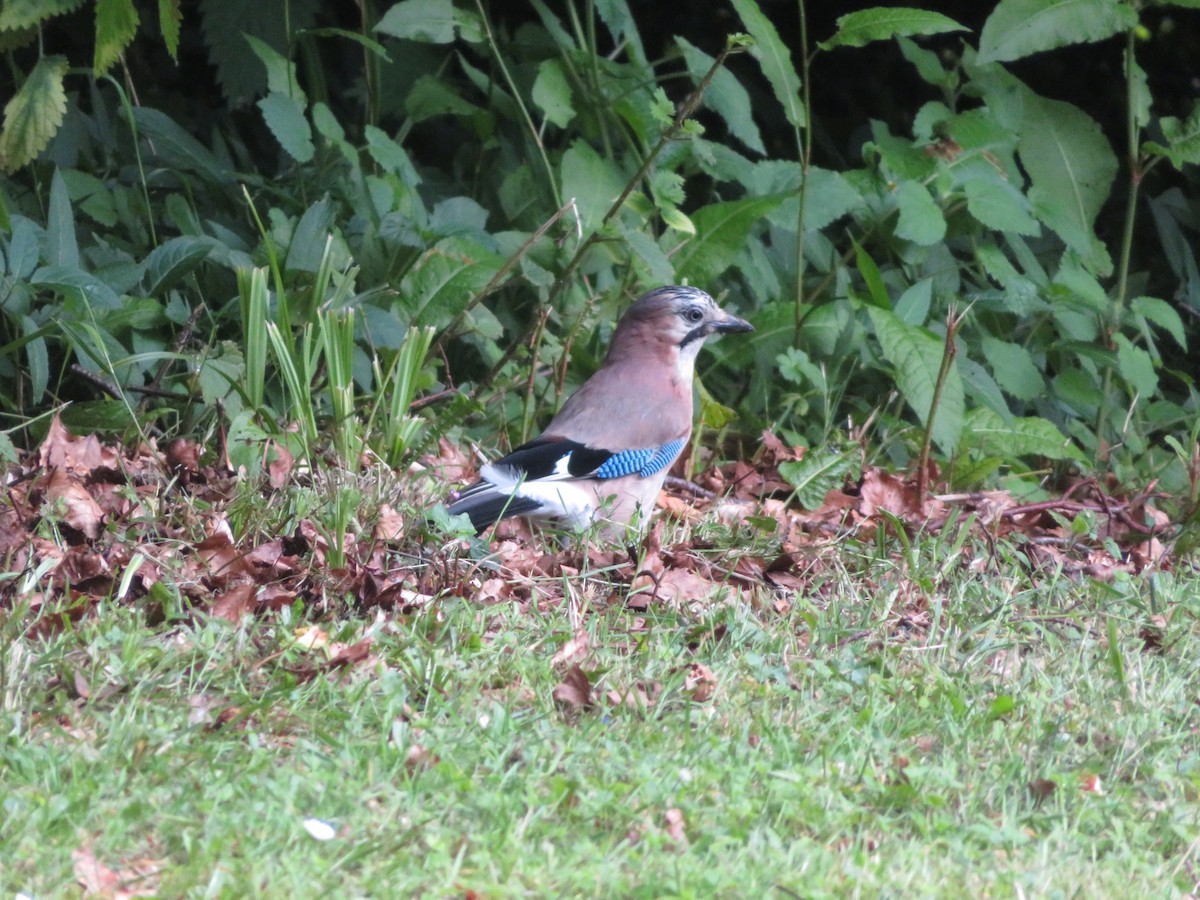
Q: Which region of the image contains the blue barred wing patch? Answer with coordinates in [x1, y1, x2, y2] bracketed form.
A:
[593, 439, 686, 480]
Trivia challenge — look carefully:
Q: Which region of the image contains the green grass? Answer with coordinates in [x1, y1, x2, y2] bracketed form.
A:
[2, 539, 1199, 897]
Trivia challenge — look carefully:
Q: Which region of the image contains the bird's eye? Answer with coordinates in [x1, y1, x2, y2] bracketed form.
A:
[684, 307, 704, 323]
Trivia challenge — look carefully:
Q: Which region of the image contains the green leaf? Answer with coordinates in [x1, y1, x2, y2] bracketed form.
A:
[981, 335, 1043, 400]
[0, 55, 68, 173]
[897, 36, 953, 87]
[672, 193, 786, 285]
[94, 0, 140, 74]
[1130, 295, 1186, 349]
[0, 0, 85, 31]
[1127, 55, 1150, 130]
[144, 236, 213, 295]
[258, 92, 315, 163]
[399, 238, 504, 329]
[405, 75, 484, 122]
[532, 59, 574, 129]
[133, 108, 235, 184]
[963, 178, 1040, 235]
[1114, 334, 1158, 398]
[978, 0, 1137, 64]
[820, 7, 967, 50]
[21, 314, 48, 401]
[32, 265, 122, 310]
[159, 0, 182, 59]
[730, 0, 805, 129]
[364, 125, 421, 185]
[868, 307, 964, 454]
[46, 168, 79, 268]
[561, 140, 627, 231]
[964, 407, 1085, 461]
[1018, 92, 1117, 275]
[894, 181, 945, 245]
[245, 34, 306, 102]
[779, 448, 855, 510]
[677, 36, 765, 155]
[375, 0, 480, 43]
[1143, 104, 1200, 169]
[854, 242, 890, 309]
[286, 196, 335, 273]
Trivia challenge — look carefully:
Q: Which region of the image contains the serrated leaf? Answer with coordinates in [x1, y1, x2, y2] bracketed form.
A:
[532, 59, 574, 129]
[0, 55, 68, 173]
[964, 407, 1084, 461]
[1130, 295, 1186, 349]
[245, 33, 306, 102]
[258, 92, 314, 163]
[868, 307, 964, 454]
[660, 206, 695, 235]
[1144, 104, 1200, 169]
[673, 193, 786, 285]
[95, 0, 140, 74]
[779, 449, 854, 510]
[677, 36, 765, 154]
[0, 0, 85, 31]
[159, 0, 182, 59]
[820, 7, 967, 50]
[1114, 334, 1158, 398]
[730, 0, 805, 129]
[978, 0, 1137, 64]
[399, 238, 504, 329]
[894, 180, 945, 244]
[981, 335, 1042, 400]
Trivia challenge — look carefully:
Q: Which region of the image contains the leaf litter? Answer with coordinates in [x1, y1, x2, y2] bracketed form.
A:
[1, 416, 1185, 678]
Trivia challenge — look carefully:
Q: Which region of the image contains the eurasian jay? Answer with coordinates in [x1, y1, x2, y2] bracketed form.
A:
[448, 285, 753, 537]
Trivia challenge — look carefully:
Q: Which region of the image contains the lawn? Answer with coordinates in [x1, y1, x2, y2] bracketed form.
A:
[3, 523, 1197, 898]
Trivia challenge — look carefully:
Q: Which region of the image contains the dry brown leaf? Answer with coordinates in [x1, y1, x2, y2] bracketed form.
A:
[552, 664, 592, 711]
[266, 441, 294, 488]
[210, 583, 257, 622]
[551, 628, 590, 668]
[73, 843, 163, 898]
[39, 415, 120, 473]
[405, 743, 439, 773]
[684, 662, 717, 702]
[375, 504, 406, 542]
[1028, 778, 1057, 804]
[44, 469, 105, 540]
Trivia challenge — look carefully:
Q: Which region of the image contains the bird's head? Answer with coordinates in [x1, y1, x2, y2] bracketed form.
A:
[618, 284, 753, 347]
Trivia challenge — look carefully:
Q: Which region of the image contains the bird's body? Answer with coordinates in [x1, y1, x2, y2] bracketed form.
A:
[448, 286, 753, 537]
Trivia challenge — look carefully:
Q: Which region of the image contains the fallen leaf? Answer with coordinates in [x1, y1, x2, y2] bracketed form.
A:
[44, 469, 104, 540]
[375, 504, 406, 542]
[684, 662, 717, 702]
[1027, 778, 1057, 804]
[552, 664, 592, 711]
[551, 628, 590, 668]
[210, 583, 257, 622]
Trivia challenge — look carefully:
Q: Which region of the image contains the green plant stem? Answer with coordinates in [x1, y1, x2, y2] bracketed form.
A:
[916, 306, 962, 507]
[793, 0, 814, 347]
[1095, 28, 1144, 453]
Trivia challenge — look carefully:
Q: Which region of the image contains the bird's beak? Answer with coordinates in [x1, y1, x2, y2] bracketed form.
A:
[713, 312, 754, 334]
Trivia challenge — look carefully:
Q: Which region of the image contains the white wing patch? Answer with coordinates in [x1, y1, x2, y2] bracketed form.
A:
[479, 463, 596, 529]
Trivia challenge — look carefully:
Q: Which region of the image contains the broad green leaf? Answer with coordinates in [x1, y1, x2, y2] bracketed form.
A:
[1143, 104, 1200, 169]
[894, 180, 945, 245]
[21, 314, 48, 401]
[95, 0, 139, 74]
[258, 93, 315, 163]
[1127, 55, 1150, 130]
[286, 196, 335, 273]
[144, 236, 213, 295]
[1131, 295, 1186, 348]
[779, 448, 855, 510]
[376, 0, 454, 42]
[964, 407, 1085, 461]
[0, 0, 84, 31]
[730, 0, 805, 129]
[1018, 92, 1116, 275]
[532, 59, 575, 129]
[868, 307, 964, 454]
[897, 36, 953, 87]
[854, 242, 890, 308]
[981, 335, 1042, 400]
[595, 0, 647, 67]
[561, 140, 627, 231]
[32, 265, 122, 310]
[1114, 334, 1158, 398]
[46, 169, 79, 268]
[894, 278, 932, 325]
[673, 193, 786, 285]
[677, 36, 765, 154]
[746, 162, 863, 231]
[133, 108, 235, 184]
[399, 238, 503, 329]
[978, 0, 1137, 64]
[623, 228, 674, 284]
[159, 0, 182, 59]
[963, 178, 1040, 235]
[245, 34, 306, 102]
[821, 7, 967, 50]
[405, 75, 484, 122]
[0, 55, 68, 172]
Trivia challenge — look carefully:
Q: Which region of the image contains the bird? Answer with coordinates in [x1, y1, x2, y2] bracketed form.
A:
[447, 285, 753, 538]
